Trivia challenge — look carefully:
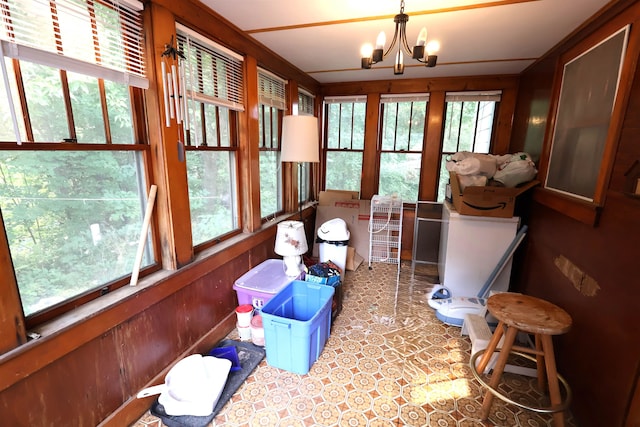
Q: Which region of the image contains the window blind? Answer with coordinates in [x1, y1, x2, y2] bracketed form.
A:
[298, 87, 314, 115]
[380, 93, 430, 103]
[177, 24, 244, 112]
[258, 68, 286, 110]
[445, 90, 502, 102]
[0, 0, 147, 88]
[324, 95, 367, 104]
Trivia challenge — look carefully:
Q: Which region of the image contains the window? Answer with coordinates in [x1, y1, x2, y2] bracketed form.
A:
[258, 68, 286, 218]
[379, 94, 428, 202]
[298, 88, 315, 202]
[545, 26, 628, 201]
[177, 25, 243, 246]
[323, 96, 366, 193]
[298, 89, 314, 116]
[0, 0, 149, 319]
[437, 91, 501, 201]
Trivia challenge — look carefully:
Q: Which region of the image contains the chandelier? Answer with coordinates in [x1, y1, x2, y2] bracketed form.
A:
[360, 0, 440, 75]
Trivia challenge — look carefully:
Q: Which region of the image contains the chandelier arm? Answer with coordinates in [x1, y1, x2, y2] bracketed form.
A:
[399, 21, 414, 56]
[383, 22, 401, 60]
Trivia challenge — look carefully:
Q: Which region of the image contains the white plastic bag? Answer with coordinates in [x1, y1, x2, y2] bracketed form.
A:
[446, 152, 497, 177]
[493, 152, 537, 187]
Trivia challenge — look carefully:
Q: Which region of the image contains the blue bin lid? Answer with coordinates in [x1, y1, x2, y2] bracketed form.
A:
[233, 259, 294, 293]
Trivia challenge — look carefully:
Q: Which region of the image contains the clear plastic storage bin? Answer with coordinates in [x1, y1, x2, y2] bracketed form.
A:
[233, 259, 296, 309]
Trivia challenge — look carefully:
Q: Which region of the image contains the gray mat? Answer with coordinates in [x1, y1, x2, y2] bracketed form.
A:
[150, 340, 265, 427]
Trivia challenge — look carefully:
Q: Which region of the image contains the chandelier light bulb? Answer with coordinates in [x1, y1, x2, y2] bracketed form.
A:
[426, 40, 441, 54]
[394, 50, 404, 75]
[416, 28, 427, 46]
[376, 31, 386, 49]
[360, 43, 373, 58]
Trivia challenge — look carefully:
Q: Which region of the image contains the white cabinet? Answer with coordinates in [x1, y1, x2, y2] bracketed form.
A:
[438, 202, 519, 297]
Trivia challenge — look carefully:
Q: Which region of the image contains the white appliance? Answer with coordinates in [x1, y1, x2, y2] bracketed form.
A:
[437, 202, 519, 298]
[431, 225, 528, 326]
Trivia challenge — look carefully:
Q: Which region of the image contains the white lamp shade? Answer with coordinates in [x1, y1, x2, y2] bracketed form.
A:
[274, 220, 308, 256]
[274, 220, 308, 277]
[281, 115, 319, 163]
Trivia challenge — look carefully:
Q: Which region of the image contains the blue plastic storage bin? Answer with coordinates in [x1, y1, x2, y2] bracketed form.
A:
[261, 280, 334, 374]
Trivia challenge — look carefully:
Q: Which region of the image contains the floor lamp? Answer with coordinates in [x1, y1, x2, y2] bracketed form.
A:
[281, 115, 320, 219]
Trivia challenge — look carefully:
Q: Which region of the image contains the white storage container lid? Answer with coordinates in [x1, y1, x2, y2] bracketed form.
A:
[233, 259, 293, 293]
[316, 218, 350, 242]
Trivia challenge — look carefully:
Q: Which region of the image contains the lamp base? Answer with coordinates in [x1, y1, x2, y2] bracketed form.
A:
[282, 255, 303, 277]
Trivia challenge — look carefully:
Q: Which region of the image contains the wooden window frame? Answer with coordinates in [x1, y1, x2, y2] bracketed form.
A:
[535, 17, 640, 226]
[0, 0, 152, 329]
[323, 97, 367, 194]
[258, 103, 284, 219]
[437, 92, 502, 202]
[185, 107, 242, 251]
[377, 94, 429, 201]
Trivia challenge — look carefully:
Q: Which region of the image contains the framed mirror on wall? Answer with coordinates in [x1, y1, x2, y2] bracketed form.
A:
[536, 22, 635, 225]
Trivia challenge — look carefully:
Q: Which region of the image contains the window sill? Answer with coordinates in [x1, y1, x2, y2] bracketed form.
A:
[0, 268, 162, 391]
[0, 216, 286, 392]
[532, 187, 602, 226]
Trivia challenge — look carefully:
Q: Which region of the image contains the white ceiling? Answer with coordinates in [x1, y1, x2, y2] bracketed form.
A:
[197, 0, 613, 84]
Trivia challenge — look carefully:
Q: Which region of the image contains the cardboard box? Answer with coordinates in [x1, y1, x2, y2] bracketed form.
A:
[318, 190, 359, 206]
[345, 246, 364, 271]
[449, 172, 539, 218]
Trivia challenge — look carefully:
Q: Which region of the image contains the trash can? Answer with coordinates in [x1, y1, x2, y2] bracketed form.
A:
[315, 218, 350, 277]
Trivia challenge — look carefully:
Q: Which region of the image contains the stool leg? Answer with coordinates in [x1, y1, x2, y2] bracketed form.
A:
[476, 320, 505, 375]
[535, 333, 547, 390]
[480, 325, 519, 420]
[540, 334, 565, 427]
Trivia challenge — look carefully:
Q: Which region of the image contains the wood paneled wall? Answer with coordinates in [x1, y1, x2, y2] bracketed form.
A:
[0, 207, 316, 426]
[510, 1, 640, 425]
[0, 0, 321, 424]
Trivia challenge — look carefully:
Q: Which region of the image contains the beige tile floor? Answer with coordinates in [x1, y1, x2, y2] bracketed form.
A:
[132, 262, 576, 427]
